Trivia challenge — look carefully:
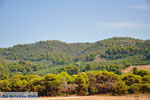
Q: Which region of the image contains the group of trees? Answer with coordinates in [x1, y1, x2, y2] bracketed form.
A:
[0, 60, 41, 79]
[0, 59, 126, 80]
[85, 54, 96, 62]
[0, 70, 150, 96]
[56, 63, 123, 76]
[105, 64, 122, 75]
[101, 46, 141, 60]
[57, 64, 80, 75]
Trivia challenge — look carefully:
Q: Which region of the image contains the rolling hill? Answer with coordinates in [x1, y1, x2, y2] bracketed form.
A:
[0, 37, 150, 78]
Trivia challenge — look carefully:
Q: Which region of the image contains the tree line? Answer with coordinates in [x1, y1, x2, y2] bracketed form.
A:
[0, 70, 150, 96]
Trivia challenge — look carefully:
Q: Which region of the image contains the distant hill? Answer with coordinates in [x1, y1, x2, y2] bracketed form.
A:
[0, 37, 144, 61]
[0, 37, 150, 77]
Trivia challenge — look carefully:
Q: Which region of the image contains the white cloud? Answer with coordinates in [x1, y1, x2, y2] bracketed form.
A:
[127, 5, 149, 10]
[103, 22, 136, 28]
[99, 22, 150, 29]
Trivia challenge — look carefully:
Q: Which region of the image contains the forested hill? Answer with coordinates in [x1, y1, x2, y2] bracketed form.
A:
[0, 37, 150, 77]
[0, 37, 145, 61]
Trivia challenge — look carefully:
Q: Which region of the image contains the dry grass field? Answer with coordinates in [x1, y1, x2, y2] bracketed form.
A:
[0, 95, 150, 100]
[122, 65, 150, 73]
[39, 95, 150, 100]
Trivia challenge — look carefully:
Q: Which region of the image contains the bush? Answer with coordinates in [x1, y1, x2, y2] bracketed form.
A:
[112, 82, 128, 95]
[122, 74, 142, 86]
[128, 83, 141, 93]
[74, 73, 89, 95]
[0, 80, 11, 91]
[134, 70, 150, 77]
[95, 71, 120, 94]
[142, 75, 150, 84]
[43, 74, 62, 96]
[140, 83, 150, 93]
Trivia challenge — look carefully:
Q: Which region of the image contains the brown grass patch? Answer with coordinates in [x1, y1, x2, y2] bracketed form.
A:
[39, 95, 150, 100]
[122, 65, 150, 73]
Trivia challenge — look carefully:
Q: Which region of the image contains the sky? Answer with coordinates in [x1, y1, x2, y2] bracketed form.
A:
[0, 0, 150, 48]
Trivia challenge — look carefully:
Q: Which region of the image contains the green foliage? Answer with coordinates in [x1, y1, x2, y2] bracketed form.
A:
[140, 83, 150, 93]
[85, 71, 98, 94]
[0, 80, 11, 91]
[144, 49, 150, 60]
[95, 71, 120, 93]
[121, 74, 142, 86]
[28, 76, 45, 96]
[133, 69, 150, 77]
[0, 37, 150, 78]
[128, 83, 141, 93]
[105, 64, 122, 75]
[0, 60, 41, 77]
[0, 70, 150, 95]
[133, 67, 137, 74]
[0, 37, 150, 96]
[101, 46, 141, 60]
[85, 54, 96, 62]
[74, 73, 89, 95]
[57, 64, 80, 75]
[112, 81, 128, 95]
[43, 73, 62, 96]
[83, 64, 93, 72]
[124, 61, 131, 68]
[57, 72, 73, 84]
[142, 75, 150, 84]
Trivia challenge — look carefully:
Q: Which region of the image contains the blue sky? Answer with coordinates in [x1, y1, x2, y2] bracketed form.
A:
[0, 0, 150, 47]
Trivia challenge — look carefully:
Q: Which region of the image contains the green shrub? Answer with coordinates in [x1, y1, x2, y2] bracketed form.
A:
[112, 81, 128, 95]
[142, 75, 150, 84]
[134, 70, 150, 77]
[140, 83, 150, 93]
[122, 74, 142, 86]
[128, 83, 141, 93]
[74, 73, 89, 95]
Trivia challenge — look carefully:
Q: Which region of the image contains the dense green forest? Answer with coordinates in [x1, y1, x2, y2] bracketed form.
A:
[0, 70, 150, 96]
[0, 37, 150, 78]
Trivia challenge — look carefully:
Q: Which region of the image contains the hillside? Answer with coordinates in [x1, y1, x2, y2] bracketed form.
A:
[0, 37, 144, 61]
[0, 37, 150, 78]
